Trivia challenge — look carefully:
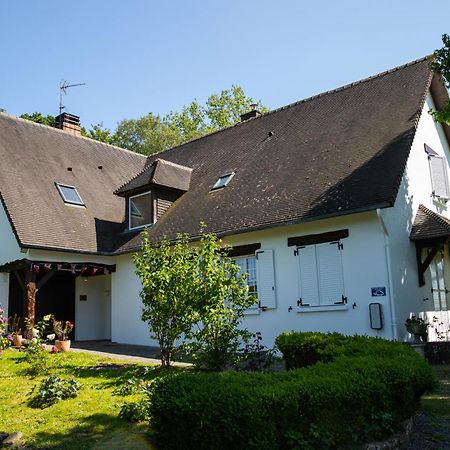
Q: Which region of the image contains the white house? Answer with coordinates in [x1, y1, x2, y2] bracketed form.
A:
[1, 56, 450, 347]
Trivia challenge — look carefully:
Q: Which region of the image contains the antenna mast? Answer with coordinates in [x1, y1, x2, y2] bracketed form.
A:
[59, 80, 86, 116]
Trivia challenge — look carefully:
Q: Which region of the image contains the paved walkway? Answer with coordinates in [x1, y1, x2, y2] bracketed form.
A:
[71, 340, 191, 366]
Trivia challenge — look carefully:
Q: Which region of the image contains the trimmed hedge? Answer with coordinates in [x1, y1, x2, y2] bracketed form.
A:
[275, 331, 416, 369]
[148, 334, 435, 450]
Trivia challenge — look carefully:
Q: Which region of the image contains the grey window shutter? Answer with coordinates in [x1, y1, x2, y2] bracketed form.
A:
[256, 249, 276, 309]
[316, 242, 345, 305]
[297, 246, 320, 306]
[429, 155, 450, 199]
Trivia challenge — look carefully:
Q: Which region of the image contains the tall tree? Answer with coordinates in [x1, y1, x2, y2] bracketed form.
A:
[431, 34, 450, 125]
[114, 86, 267, 155]
[20, 112, 57, 127]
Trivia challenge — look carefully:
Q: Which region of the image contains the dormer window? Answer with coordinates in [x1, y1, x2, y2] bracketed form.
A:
[211, 172, 235, 191]
[56, 183, 85, 206]
[129, 192, 152, 229]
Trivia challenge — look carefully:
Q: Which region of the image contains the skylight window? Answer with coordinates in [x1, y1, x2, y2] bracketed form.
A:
[56, 183, 85, 206]
[211, 172, 235, 191]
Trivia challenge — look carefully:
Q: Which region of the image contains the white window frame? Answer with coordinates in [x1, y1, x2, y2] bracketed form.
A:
[211, 171, 235, 191]
[55, 182, 85, 206]
[128, 191, 153, 230]
[233, 254, 259, 313]
[428, 154, 450, 201]
[296, 241, 347, 312]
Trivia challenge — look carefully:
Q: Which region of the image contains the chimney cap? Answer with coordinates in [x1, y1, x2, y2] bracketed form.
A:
[240, 106, 261, 122]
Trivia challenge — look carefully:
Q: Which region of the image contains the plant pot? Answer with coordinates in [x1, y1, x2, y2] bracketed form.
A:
[55, 340, 71, 352]
[409, 323, 422, 335]
[12, 334, 22, 347]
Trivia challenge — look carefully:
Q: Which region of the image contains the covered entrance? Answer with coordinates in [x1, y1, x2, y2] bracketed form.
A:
[0, 259, 115, 340]
[411, 205, 450, 341]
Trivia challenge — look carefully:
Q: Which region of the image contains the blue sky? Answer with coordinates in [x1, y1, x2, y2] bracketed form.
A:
[1, 1, 449, 130]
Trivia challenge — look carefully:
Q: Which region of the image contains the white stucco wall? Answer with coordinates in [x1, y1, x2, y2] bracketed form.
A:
[111, 212, 393, 347]
[75, 274, 111, 341]
[0, 204, 23, 317]
[380, 91, 450, 341]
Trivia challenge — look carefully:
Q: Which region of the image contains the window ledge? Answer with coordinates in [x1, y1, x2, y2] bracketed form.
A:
[243, 308, 261, 316]
[297, 305, 348, 313]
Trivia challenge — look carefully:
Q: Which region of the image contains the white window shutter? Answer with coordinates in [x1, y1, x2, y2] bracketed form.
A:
[297, 246, 320, 306]
[256, 249, 276, 309]
[429, 155, 450, 199]
[316, 242, 345, 305]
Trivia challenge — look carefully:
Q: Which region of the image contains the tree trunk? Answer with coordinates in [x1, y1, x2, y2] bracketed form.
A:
[23, 279, 36, 339]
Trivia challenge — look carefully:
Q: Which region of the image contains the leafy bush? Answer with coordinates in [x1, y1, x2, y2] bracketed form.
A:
[148, 335, 436, 450]
[30, 375, 82, 408]
[275, 332, 416, 369]
[119, 398, 151, 422]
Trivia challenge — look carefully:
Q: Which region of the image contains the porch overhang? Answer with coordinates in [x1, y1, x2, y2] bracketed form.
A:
[0, 259, 116, 276]
[410, 205, 450, 286]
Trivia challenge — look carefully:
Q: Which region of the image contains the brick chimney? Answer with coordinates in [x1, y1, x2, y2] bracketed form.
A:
[240, 103, 261, 122]
[56, 113, 81, 136]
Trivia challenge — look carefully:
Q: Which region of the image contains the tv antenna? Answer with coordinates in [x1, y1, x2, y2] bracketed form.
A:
[59, 80, 86, 116]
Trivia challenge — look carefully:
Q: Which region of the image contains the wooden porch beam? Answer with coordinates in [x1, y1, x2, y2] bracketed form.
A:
[12, 270, 25, 291]
[416, 243, 441, 287]
[23, 270, 36, 339]
[37, 269, 57, 290]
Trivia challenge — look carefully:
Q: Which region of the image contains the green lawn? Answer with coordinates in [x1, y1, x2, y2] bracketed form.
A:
[0, 349, 156, 449]
[421, 365, 450, 418]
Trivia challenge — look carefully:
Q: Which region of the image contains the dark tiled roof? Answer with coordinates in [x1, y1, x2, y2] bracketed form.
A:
[115, 158, 192, 196]
[410, 205, 450, 241]
[0, 114, 146, 253]
[114, 57, 442, 253]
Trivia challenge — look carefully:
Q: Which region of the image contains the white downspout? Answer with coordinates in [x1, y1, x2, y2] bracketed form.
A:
[376, 208, 398, 340]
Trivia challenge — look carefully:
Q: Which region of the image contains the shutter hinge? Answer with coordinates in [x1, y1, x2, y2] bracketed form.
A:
[334, 295, 347, 305]
[297, 298, 309, 307]
[294, 249, 299, 256]
[338, 242, 343, 250]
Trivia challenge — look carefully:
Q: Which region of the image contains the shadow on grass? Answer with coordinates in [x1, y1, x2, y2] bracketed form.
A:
[30, 413, 154, 450]
[421, 365, 450, 419]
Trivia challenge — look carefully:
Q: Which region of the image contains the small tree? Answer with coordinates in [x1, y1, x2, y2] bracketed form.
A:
[185, 232, 255, 371]
[134, 228, 255, 369]
[133, 233, 197, 367]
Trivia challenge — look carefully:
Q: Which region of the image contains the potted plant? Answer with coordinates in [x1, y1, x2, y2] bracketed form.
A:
[8, 314, 22, 347]
[405, 315, 428, 342]
[53, 320, 74, 352]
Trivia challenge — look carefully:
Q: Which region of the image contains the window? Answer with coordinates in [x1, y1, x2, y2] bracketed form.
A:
[56, 183, 84, 206]
[233, 249, 277, 311]
[429, 249, 448, 311]
[129, 192, 152, 229]
[234, 255, 258, 304]
[296, 242, 345, 308]
[427, 150, 450, 200]
[211, 172, 235, 190]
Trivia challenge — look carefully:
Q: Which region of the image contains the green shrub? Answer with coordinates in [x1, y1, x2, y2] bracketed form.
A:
[148, 335, 436, 450]
[30, 375, 82, 408]
[275, 332, 415, 369]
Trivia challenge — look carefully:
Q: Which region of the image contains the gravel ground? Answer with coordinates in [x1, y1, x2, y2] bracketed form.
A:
[405, 414, 450, 450]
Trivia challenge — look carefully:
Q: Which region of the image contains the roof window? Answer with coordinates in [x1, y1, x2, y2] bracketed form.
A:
[129, 191, 153, 229]
[56, 183, 85, 206]
[211, 172, 235, 191]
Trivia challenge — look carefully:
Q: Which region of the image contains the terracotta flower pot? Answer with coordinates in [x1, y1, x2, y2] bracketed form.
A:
[12, 334, 22, 347]
[55, 340, 71, 352]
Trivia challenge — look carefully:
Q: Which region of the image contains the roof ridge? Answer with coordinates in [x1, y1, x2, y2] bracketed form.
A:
[0, 111, 147, 160]
[143, 55, 433, 160]
[154, 158, 193, 171]
[114, 162, 155, 194]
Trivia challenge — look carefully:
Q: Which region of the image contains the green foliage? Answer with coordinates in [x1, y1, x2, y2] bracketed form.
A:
[29, 375, 82, 408]
[114, 85, 267, 155]
[119, 398, 150, 422]
[134, 233, 198, 367]
[148, 336, 436, 450]
[431, 34, 450, 124]
[183, 231, 255, 371]
[113, 113, 181, 155]
[83, 122, 114, 144]
[134, 228, 254, 369]
[20, 112, 57, 127]
[275, 331, 418, 369]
